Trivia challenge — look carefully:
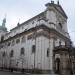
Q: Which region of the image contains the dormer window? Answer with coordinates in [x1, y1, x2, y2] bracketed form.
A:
[59, 23, 62, 29]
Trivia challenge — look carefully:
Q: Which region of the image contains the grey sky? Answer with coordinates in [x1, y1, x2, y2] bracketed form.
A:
[0, 0, 75, 44]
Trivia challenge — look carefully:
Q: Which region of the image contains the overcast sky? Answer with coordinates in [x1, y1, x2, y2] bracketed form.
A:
[0, 0, 75, 45]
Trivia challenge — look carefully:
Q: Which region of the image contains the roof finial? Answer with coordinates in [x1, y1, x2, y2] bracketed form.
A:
[17, 19, 20, 26]
[57, 0, 59, 5]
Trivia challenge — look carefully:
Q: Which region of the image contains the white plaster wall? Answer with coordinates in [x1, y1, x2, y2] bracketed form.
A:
[46, 10, 56, 24]
[0, 34, 56, 71]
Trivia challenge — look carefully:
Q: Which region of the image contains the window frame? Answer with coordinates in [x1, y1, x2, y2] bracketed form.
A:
[32, 45, 36, 53]
[20, 47, 25, 56]
[47, 48, 49, 57]
[10, 50, 14, 57]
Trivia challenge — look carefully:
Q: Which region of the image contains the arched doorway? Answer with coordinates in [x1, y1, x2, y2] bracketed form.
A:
[55, 58, 60, 74]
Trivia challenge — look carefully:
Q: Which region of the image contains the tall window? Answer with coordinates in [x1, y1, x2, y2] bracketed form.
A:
[20, 47, 25, 55]
[59, 23, 62, 29]
[47, 48, 49, 57]
[32, 45, 36, 53]
[2, 51, 6, 57]
[8, 42, 11, 46]
[1, 36, 4, 42]
[10, 50, 14, 57]
[21, 36, 26, 43]
[59, 40, 61, 46]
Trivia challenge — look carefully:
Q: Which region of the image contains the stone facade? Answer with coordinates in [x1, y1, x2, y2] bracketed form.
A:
[0, 1, 73, 74]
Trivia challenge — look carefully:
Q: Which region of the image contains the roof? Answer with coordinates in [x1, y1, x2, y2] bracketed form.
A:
[10, 12, 45, 31]
[10, 3, 68, 32]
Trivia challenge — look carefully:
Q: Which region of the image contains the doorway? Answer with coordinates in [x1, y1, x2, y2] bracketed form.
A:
[55, 58, 60, 74]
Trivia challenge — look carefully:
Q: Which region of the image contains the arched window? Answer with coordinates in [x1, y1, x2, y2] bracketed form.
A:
[20, 47, 25, 55]
[2, 51, 6, 57]
[21, 36, 26, 43]
[12, 40, 15, 46]
[59, 23, 62, 29]
[47, 48, 49, 57]
[10, 50, 14, 57]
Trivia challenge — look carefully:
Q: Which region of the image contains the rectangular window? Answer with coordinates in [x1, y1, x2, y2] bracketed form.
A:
[47, 48, 49, 57]
[32, 45, 36, 53]
[20, 47, 25, 55]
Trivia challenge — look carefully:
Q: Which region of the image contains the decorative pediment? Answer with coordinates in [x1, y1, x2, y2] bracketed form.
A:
[45, 3, 68, 19]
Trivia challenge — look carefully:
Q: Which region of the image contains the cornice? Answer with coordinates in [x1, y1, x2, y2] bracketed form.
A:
[0, 24, 71, 43]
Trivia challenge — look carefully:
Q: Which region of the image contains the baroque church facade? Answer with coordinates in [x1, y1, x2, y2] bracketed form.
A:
[0, 1, 75, 74]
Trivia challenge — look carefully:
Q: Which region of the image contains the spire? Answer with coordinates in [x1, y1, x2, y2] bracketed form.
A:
[2, 17, 6, 27]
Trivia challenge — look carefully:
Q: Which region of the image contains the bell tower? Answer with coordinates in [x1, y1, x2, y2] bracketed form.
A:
[0, 17, 7, 42]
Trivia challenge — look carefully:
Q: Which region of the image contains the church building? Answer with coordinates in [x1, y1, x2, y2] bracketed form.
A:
[0, 1, 74, 74]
